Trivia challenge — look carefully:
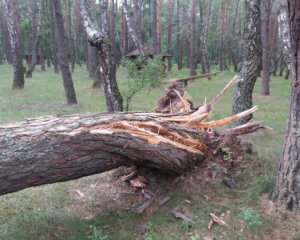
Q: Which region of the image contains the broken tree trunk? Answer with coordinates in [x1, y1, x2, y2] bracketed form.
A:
[0, 76, 265, 196]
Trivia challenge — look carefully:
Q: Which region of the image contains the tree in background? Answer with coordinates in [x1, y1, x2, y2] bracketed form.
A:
[261, 0, 272, 95]
[272, 0, 300, 212]
[232, 0, 262, 126]
[79, 0, 123, 112]
[52, 0, 77, 105]
[3, 0, 25, 89]
[189, 0, 196, 76]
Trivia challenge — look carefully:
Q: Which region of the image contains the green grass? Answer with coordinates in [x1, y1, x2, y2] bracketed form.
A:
[0, 63, 298, 240]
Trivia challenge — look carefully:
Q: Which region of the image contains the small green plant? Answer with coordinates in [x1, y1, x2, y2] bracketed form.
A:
[122, 56, 167, 111]
[222, 147, 233, 162]
[190, 234, 200, 240]
[180, 220, 193, 231]
[144, 222, 155, 240]
[89, 226, 108, 240]
[238, 208, 263, 229]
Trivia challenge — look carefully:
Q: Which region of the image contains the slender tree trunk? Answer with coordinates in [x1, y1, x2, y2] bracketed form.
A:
[152, 0, 158, 55]
[177, 0, 183, 70]
[0, 8, 12, 63]
[121, 0, 145, 56]
[157, 0, 162, 53]
[189, 0, 196, 76]
[26, 0, 43, 78]
[199, 0, 212, 75]
[52, 0, 78, 105]
[121, 0, 129, 55]
[167, 0, 174, 71]
[272, 0, 300, 212]
[261, 0, 271, 95]
[109, 0, 117, 61]
[134, 0, 143, 43]
[3, 0, 25, 89]
[232, 0, 262, 126]
[49, 0, 60, 74]
[219, 0, 229, 71]
[80, 0, 123, 111]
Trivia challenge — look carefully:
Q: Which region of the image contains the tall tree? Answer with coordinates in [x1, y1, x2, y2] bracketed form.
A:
[0, 8, 12, 63]
[176, 0, 183, 70]
[219, 0, 229, 71]
[134, 0, 143, 43]
[189, 0, 196, 76]
[167, 0, 174, 71]
[3, 0, 25, 89]
[272, 0, 300, 212]
[49, 0, 60, 73]
[157, 0, 162, 53]
[25, 0, 43, 78]
[232, 0, 262, 126]
[121, 0, 145, 56]
[199, 0, 212, 75]
[79, 0, 123, 111]
[261, 0, 272, 95]
[52, 0, 77, 105]
[152, 0, 158, 55]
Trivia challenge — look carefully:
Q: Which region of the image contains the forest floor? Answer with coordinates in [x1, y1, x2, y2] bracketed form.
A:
[0, 64, 299, 240]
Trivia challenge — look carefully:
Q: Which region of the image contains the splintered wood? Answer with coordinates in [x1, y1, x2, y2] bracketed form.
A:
[92, 76, 264, 155]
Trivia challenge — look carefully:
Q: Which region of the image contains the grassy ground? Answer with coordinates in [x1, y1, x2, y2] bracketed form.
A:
[0, 63, 299, 240]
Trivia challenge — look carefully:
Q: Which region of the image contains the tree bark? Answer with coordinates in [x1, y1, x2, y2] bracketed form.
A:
[0, 8, 12, 63]
[52, 0, 78, 105]
[219, 0, 229, 71]
[272, 0, 300, 212]
[199, 0, 212, 75]
[3, 0, 25, 89]
[152, 0, 158, 55]
[177, 0, 183, 70]
[189, 0, 196, 76]
[0, 112, 205, 196]
[232, 0, 262, 126]
[157, 0, 162, 53]
[121, 0, 145, 56]
[261, 0, 271, 95]
[49, 0, 60, 74]
[79, 0, 123, 111]
[25, 0, 43, 78]
[167, 0, 174, 71]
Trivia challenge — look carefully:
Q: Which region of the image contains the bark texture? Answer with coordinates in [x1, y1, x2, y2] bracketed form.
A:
[0, 112, 205, 196]
[232, 0, 262, 126]
[199, 0, 212, 75]
[79, 0, 123, 111]
[261, 0, 271, 95]
[121, 0, 145, 56]
[189, 0, 196, 76]
[272, 0, 300, 212]
[3, 0, 25, 89]
[167, 0, 174, 71]
[52, 0, 78, 105]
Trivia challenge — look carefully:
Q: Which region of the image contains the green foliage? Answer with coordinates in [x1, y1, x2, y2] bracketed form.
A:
[180, 220, 193, 231]
[20, 18, 31, 37]
[238, 208, 263, 229]
[222, 147, 233, 162]
[89, 226, 108, 240]
[190, 234, 200, 240]
[122, 56, 167, 111]
[144, 222, 155, 240]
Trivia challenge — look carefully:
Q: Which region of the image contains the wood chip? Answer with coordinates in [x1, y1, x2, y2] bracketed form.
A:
[171, 210, 195, 224]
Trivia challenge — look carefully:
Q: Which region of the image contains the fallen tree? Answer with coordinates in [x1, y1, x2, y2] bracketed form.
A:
[0, 76, 265, 196]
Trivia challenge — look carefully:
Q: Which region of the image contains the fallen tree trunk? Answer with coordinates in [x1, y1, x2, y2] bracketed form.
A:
[0, 112, 207, 195]
[0, 76, 265, 196]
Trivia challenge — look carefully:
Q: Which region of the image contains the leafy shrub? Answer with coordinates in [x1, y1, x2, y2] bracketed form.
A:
[238, 208, 263, 229]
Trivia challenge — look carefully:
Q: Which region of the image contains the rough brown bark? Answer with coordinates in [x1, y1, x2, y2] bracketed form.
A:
[121, 0, 145, 56]
[219, 0, 229, 71]
[261, 0, 271, 95]
[157, 0, 162, 53]
[272, 0, 300, 212]
[0, 112, 206, 196]
[232, 0, 262, 126]
[52, 0, 78, 105]
[199, 0, 212, 75]
[167, 0, 174, 71]
[49, 0, 60, 74]
[176, 0, 183, 70]
[152, 0, 158, 55]
[80, 0, 123, 111]
[3, 0, 25, 89]
[189, 0, 196, 76]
